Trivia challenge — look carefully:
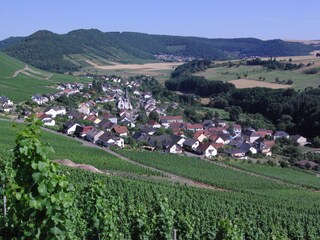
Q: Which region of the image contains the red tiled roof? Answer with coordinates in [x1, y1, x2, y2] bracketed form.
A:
[113, 125, 128, 134]
[186, 124, 203, 130]
[160, 115, 183, 121]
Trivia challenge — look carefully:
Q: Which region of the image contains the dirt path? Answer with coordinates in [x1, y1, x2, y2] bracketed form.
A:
[7, 65, 52, 80]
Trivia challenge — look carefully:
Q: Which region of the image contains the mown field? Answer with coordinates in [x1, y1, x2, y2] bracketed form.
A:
[0, 120, 159, 176]
[114, 149, 320, 201]
[0, 52, 90, 102]
[194, 63, 320, 90]
[227, 161, 320, 190]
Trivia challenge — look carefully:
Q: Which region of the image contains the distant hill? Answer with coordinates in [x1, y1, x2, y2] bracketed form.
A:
[1, 29, 315, 73]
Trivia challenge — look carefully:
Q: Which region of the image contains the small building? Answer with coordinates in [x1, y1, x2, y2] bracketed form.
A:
[186, 123, 203, 133]
[196, 143, 217, 158]
[44, 106, 66, 118]
[85, 128, 105, 143]
[62, 122, 80, 135]
[274, 131, 289, 140]
[183, 138, 200, 151]
[112, 125, 129, 137]
[242, 129, 260, 143]
[290, 135, 308, 146]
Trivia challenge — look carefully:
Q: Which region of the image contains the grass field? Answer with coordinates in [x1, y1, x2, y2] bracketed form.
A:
[194, 63, 320, 90]
[0, 120, 160, 176]
[0, 52, 90, 102]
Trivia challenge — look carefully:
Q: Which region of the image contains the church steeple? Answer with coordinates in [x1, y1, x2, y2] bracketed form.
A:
[125, 88, 129, 99]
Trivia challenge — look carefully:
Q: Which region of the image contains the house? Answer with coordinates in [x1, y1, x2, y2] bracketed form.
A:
[140, 126, 156, 136]
[159, 115, 184, 123]
[0, 96, 13, 112]
[193, 131, 208, 143]
[290, 135, 308, 146]
[36, 113, 55, 126]
[224, 149, 247, 159]
[209, 134, 226, 144]
[74, 125, 94, 138]
[186, 123, 203, 133]
[237, 142, 257, 155]
[147, 120, 161, 129]
[214, 118, 227, 127]
[256, 129, 273, 139]
[233, 124, 242, 136]
[112, 125, 129, 137]
[294, 160, 319, 170]
[202, 120, 215, 129]
[84, 128, 105, 143]
[274, 131, 289, 140]
[67, 110, 86, 120]
[196, 143, 217, 158]
[183, 138, 200, 151]
[98, 120, 116, 132]
[253, 141, 272, 156]
[171, 135, 186, 147]
[96, 133, 124, 148]
[86, 115, 101, 124]
[242, 129, 260, 143]
[167, 144, 183, 154]
[101, 112, 117, 124]
[78, 102, 91, 115]
[62, 121, 80, 135]
[44, 106, 66, 118]
[31, 95, 49, 105]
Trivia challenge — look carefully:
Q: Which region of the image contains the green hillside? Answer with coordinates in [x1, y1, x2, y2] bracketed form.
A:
[0, 52, 88, 102]
[1, 29, 315, 73]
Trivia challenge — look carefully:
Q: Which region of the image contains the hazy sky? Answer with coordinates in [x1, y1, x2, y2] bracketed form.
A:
[1, 0, 319, 40]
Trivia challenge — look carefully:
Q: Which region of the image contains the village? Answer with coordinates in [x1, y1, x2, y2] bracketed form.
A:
[0, 74, 318, 171]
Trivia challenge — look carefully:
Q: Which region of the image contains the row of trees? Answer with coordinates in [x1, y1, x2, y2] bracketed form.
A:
[246, 58, 303, 70]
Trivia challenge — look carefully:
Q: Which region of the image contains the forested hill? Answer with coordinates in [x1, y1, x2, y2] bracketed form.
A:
[1, 29, 315, 73]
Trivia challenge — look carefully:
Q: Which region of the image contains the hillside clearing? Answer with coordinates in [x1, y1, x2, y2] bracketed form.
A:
[229, 79, 291, 89]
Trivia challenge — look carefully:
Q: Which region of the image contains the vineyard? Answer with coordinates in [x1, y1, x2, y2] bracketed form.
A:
[227, 161, 320, 190]
[114, 149, 320, 200]
[1, 120, 320, 239]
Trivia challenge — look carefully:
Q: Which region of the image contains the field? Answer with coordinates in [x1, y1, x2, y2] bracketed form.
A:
[227, 161, 320, 190]
[229, 79, 291, 89]
[114, 149, 320, 200]
[2, 120, 320, 238]
[0, 52, 90, 102]
[82, 61, 182, 83]
[0, 120, 159, 176]
[194, 56, 320, 90]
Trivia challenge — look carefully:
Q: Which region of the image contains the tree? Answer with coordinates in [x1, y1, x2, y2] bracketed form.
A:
[149, 111, 159, 122]
[312, 136, 320, 148]
[226, 106, 242, 121]
[5, 116, 82, 239]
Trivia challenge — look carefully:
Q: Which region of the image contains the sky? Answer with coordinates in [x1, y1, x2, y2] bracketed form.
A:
[1, 0, 319, 41]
